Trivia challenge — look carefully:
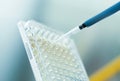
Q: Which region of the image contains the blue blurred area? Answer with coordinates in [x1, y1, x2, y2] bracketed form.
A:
[0, 0, 120, 81]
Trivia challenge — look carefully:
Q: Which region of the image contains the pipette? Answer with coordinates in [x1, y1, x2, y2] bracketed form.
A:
[57, 1, 120, 41]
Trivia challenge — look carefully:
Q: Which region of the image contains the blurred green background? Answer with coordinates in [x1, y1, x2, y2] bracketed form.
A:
[0, 0, 120, 81]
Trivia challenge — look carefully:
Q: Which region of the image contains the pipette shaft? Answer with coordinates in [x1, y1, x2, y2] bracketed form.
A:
[58, 2, 120, 41]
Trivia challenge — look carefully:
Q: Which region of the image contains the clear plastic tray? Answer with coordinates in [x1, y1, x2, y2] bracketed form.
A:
[18, 20, 89, 81]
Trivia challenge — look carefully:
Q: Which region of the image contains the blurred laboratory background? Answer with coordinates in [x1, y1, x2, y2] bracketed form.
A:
[0, 0, 120, 81]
